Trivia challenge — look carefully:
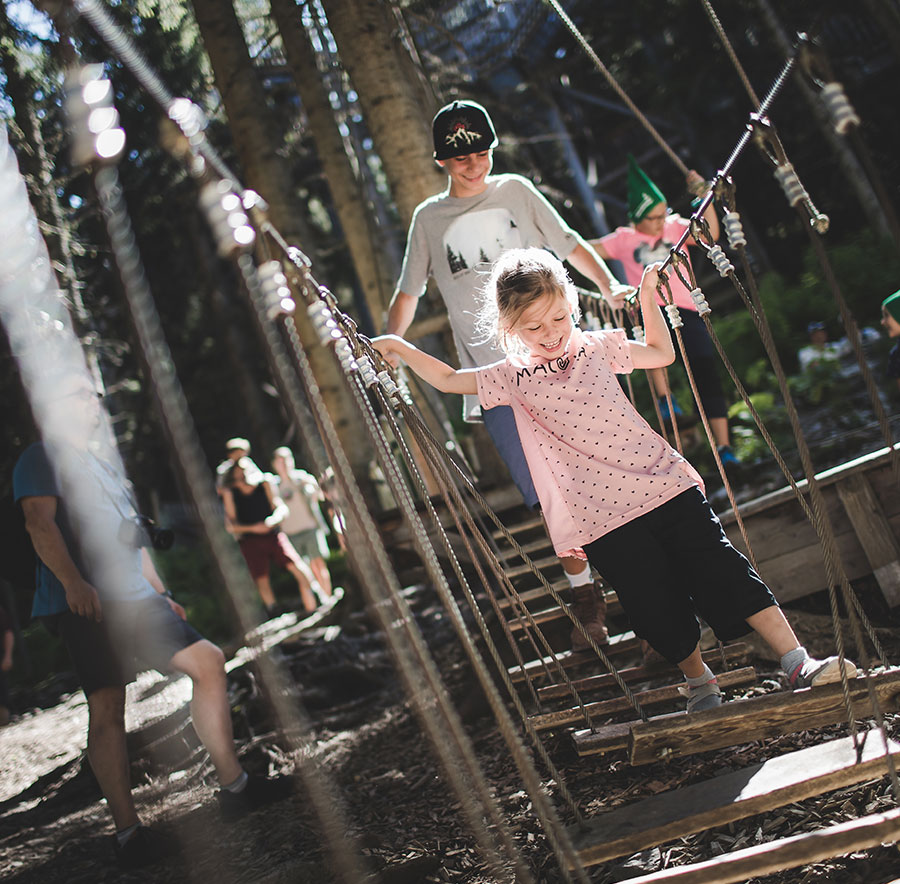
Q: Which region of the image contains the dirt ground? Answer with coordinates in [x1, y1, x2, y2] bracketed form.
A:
[3, 581, 900, 884]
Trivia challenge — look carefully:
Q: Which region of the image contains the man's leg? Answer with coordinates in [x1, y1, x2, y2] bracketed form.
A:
[86, 685, 139, 830]
[168, 640, 243, 786]
[309, 557, 333, 597]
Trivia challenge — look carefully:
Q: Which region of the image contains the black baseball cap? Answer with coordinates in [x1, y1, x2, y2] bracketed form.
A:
[432, 100, 498, 161]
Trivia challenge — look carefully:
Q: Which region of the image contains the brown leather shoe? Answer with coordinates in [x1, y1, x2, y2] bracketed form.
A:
[570, 581, 609, 651]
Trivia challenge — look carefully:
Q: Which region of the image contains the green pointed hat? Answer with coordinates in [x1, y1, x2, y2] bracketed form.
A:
[627, 155, 666, 222]
[883, 290, 900, 323]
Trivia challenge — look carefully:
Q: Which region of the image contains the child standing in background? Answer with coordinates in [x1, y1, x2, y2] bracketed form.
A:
[374, 248, 856, 712]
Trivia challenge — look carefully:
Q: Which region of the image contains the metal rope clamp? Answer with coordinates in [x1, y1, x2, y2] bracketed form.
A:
[706, 244, 734, 280]
[257, 260, 296, 319]
[198, 179, 256, 258]
[63, 65, 126, 169]
[796, 33, 860, 136]
[723, 211, 747, 250]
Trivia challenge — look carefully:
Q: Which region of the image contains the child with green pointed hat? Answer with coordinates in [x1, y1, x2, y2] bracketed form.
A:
[881, 289, 900, 392]
[591, 156, 739, 467]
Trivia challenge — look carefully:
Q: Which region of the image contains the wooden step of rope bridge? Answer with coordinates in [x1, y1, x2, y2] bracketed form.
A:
[572, 667, 900, 764]
[567, 731, 900, 869]
[529, 666, 758, 732]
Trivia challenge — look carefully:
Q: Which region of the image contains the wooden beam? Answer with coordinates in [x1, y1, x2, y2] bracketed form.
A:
[538, 645, 748, 701]
[508, 631, 640, 683]
[507, 595, 623, 633]
[616, 807, 900, 884]
[628, 668, 900, 766]
[568, 733, 900, 867]
[836, 472, 900, 607]
[530, 668, 757, 732]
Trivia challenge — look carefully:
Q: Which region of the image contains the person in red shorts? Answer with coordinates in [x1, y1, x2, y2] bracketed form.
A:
[221, 459, 320, 617]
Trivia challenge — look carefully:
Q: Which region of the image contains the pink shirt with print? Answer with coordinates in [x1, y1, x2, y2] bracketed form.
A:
[600, 216, 699, 312]
[476, 327, 703, 558]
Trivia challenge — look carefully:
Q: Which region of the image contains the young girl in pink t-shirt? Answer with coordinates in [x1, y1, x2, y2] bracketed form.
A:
[373, 248, 855, 712]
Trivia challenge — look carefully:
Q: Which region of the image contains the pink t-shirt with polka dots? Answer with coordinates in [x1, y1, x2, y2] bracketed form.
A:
[476, 327, 704, 557]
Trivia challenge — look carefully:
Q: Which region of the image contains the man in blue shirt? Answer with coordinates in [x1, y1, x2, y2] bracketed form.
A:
[14, 371, 290, 868]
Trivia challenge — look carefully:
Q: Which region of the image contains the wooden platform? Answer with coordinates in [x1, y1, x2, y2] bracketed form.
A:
[719, 445, 900, 607]
[568, 732, 900, 867]
[509, 630, 641, 683]
[573, 667, 900, 763]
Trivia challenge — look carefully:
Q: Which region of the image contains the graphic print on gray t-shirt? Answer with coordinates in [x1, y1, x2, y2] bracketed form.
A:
[443, 208, 523, 276]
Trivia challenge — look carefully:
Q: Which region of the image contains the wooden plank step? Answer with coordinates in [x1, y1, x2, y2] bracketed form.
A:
[491, 514, 545, 540]
[537, 645, 748, 701]
[495, 579, 569, 611]
[530, 667, 757, 732]
[568, 732, 900, 867]
[617, 807, 900, 884]
[504, 554, 561, 580]
[509, 631, 641, 683]
[571, 668, 900, 763]
[507, 595, 624, 633]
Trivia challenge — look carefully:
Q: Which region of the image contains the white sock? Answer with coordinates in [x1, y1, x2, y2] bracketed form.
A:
[223, 770, 249, 793]
[565, 562, 592, 590]
[116, 823, 140, 846]
[686, 663, 717, 688]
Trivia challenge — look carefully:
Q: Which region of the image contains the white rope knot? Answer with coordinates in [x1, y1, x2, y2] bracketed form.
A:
[665, 302, 684, 329]
[377, 369, 400, 398]
[198, 179, 255, 258]
[690, 288, 711, 315]
[631, 324, 645, 343]
[257, 260, 295, 319]
[307, 300, 342, 346]
[356, 354, 379, 388]
[723, 212, 747, 250]
[773, 162, 810, 208]
[820, 82, 860, 135]
[706, 244, 734, 279]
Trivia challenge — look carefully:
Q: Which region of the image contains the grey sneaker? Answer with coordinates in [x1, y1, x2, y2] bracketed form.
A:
[685, 680, 722, 713]
[788, 655, 857, 689]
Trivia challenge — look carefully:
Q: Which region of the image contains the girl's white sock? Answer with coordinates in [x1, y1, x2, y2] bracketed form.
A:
[565, 561, 592, 589]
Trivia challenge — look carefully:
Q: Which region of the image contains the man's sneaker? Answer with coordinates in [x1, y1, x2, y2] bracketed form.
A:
[684, 679, 722, 713]
[717, 445, 740, 469]
[217, 774, 294, 822]
[570, 581, 609, 652]
[788, 655, 858, 689]
[115, 825, 181, 869]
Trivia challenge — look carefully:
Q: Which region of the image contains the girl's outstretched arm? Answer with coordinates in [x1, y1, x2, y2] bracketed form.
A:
[630, 263, 676, 369]
[371, 335, 479, 395]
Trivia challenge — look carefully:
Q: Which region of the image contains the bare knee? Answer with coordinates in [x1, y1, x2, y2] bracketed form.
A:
[87, 686, 126, 736]
[171, 639, 226, 686]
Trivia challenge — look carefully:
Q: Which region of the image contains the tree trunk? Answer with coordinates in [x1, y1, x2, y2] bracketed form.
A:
[270, 0, 398, 325]
[189, 0, 374, 485]
[318, 0, 444, 226]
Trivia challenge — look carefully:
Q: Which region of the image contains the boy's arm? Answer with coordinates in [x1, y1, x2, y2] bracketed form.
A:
[629, 264, 676, 369]
[20, 495, 103, 621]
[262, 481, 289, 529]
[372, 335, 478, 395]
[566, 241, 632, 310]
[385, 290, 419, 336]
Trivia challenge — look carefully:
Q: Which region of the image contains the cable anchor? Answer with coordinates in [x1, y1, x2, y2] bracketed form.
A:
[723, 212, 747, 250]
[706, 244, 734, 279]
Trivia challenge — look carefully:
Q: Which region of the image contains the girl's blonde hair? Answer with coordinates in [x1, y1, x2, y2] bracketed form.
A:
[477, 248, 580, 356]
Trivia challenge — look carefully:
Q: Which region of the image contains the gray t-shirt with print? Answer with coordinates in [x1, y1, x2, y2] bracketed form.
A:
[397, 173, 578, 419]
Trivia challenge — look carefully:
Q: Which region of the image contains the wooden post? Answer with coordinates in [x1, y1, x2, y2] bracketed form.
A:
[836, 473, 900, 607]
